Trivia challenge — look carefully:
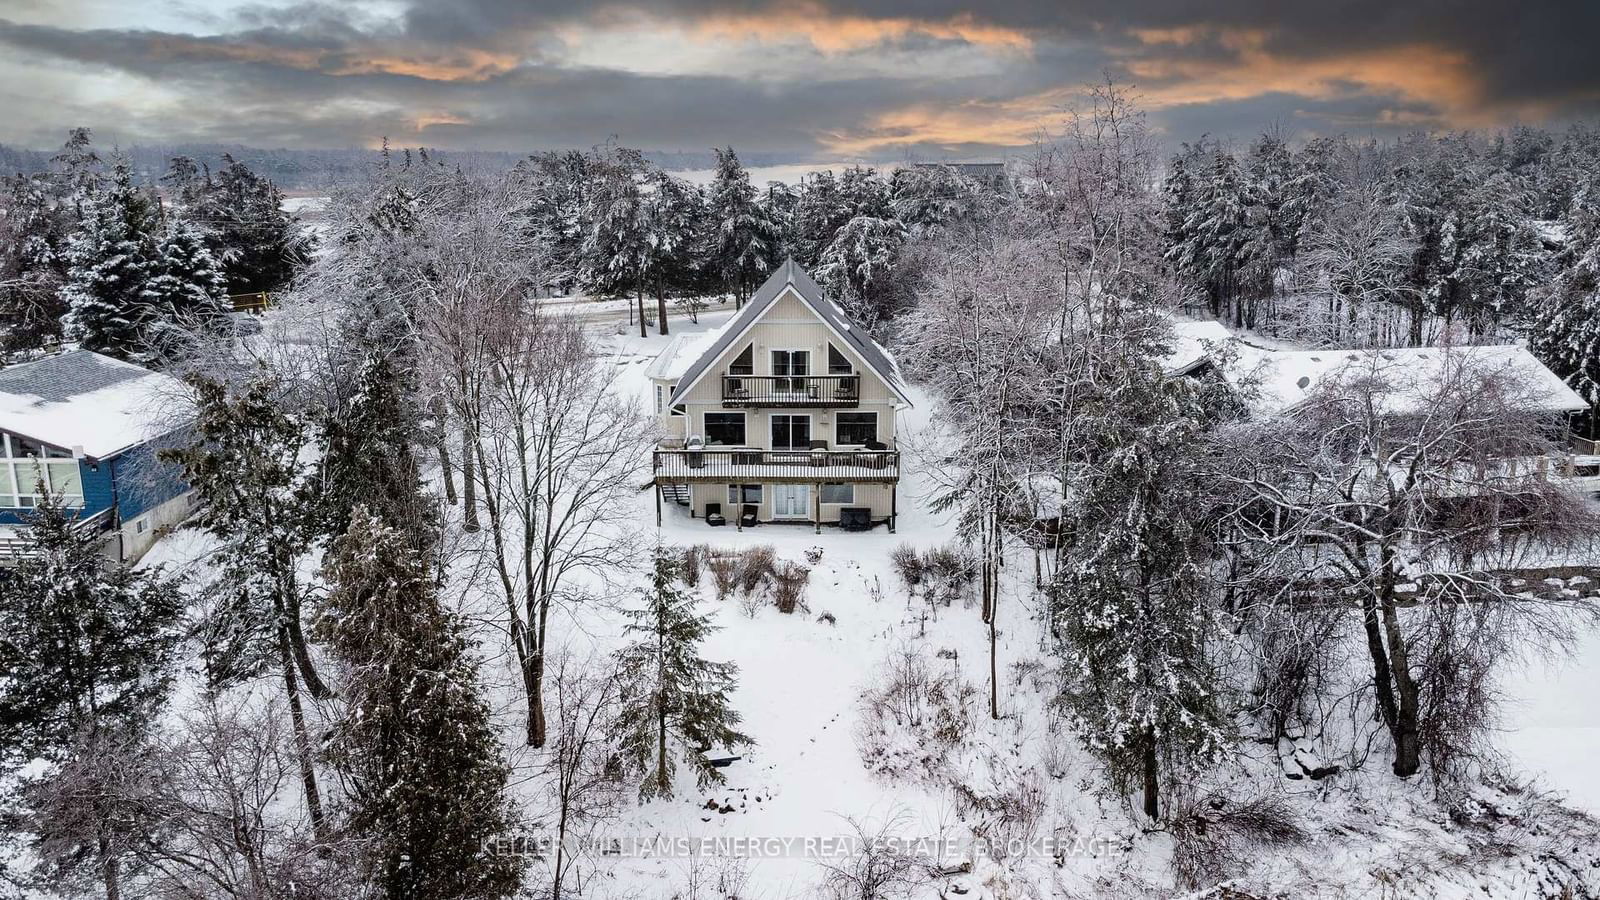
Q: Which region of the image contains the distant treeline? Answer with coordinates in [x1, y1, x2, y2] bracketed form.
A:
[0, 143, 807, 190]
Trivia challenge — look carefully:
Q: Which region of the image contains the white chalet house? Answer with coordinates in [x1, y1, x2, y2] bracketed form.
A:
[649, 261, 911, 531]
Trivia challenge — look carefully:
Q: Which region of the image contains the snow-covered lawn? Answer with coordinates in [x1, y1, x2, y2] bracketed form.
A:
[129, 302, 1600, 897]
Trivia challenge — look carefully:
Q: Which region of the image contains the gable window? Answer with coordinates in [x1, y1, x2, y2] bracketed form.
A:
[703, 412, 746, 446]
[728, 345, 754, 376]
[828, 344, 853, 375]
[820, 482, 854, 504]
[727, 484, 762, 505]
[835, 412, 878, 447]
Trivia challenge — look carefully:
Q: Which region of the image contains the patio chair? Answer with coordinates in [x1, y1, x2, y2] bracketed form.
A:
[739, 504, 759, 528]
[705, 502, 726, 527]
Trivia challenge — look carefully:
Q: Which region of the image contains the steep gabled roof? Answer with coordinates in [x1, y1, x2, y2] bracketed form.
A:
[666, 260, 912, 407]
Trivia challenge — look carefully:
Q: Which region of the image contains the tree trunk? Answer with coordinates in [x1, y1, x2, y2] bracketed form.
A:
[1379, 591, 1422, 776]
[657, 291, 669, 336]
[282, 599, 328, 700]
[461, 432, 479, 532]
[1359, 595, 1402, 735]
[100, 833, 121, 900]
[277, 625, 326, 843]
[432, 397, 457, 505]
[1142, 729, 1159, 819]
[637, 283, 647, 339]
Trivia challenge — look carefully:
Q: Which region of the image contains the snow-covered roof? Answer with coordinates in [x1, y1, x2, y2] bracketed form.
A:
[1228, 344, 1587, 415]
[0, 350, 191, 459]
[645, 321, 738, 381]
[665, 260, 912, 407]
[1164, 318, 1235, 375]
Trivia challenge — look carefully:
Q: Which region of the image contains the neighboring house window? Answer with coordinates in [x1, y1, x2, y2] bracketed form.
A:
[729, 345, 754, 376]
[704, 412, 746, 446]
[135, 517, 149, 534]
[828, 344, 853, 374]
[669, 383, 683, 415]
[0, 432, 84, 508]
[821, 482, 854, 504]
[836, 412, 878, 446]
[654, 384, 664, 415]
[727, 484, 762, 505]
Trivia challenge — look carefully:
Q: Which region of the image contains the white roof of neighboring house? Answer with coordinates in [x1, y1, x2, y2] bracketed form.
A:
[1228, 344, 1588, 415]
[1165, 318, 1235, 375]
[0, 350, 190, 459]
[645, 320, 739, 381]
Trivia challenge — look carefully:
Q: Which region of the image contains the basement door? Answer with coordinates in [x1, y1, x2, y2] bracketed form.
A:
[771, 484, 811, 519]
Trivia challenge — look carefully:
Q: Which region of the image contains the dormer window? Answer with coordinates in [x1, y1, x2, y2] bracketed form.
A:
[729, 345, 753, 376]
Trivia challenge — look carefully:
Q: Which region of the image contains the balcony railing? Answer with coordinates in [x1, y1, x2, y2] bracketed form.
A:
[721, 375, 860, 408]
[654, 448, 899, 482]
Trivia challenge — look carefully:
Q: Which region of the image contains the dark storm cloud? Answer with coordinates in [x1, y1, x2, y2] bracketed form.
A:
[0, 0, 1596, 158]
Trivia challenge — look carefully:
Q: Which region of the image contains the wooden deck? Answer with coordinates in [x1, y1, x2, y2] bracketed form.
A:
[653, 448, 899, 483]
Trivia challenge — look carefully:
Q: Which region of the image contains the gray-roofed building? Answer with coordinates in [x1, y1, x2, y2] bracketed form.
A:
[0, 350, 196, 565]
[650, 261, 909, 533]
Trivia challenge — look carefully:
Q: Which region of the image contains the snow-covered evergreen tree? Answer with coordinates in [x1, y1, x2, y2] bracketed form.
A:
[318, 506, 524, 900]
[60, 160, 158, 359]
[1050, 344, 1231, 820]
[614, 548, 750, 801]
[139, 219, 231, 361]
[1530, 189, 1600, 425]
[0, 493, 182, 899]
[706, 147, 779, 305]
[192, 154, 308, 294]
[814, 214, 906, 325]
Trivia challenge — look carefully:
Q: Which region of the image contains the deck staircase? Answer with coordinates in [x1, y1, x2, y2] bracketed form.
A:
[660, 482, 691, 506]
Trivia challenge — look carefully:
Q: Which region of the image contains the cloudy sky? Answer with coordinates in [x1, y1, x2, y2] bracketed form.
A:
[1, 0, 1597, 160]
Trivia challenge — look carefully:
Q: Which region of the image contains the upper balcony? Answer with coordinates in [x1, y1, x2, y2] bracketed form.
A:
[721, 375, 860, 408]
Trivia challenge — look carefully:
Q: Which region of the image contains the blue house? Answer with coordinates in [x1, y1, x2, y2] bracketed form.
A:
[0, 350, 195, 564]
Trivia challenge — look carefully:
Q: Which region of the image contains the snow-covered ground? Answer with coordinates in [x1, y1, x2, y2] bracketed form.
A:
[132, 302, 1600, 897]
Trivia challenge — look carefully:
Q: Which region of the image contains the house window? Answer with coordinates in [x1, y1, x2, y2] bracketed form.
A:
[771, 350, 810, 392]
[836, 412, 878, 446]
[0, 432, 85, 509]
[820, 483, 854, 504]
[728, 345, 754, 376]
[727, 484, 762, 505]
[704, 413, 746, 446]
[770, 414, 811, 450]
[135, 518, 149, 535]
[828, 344, 853, 375]
[654, 384, 664, 415]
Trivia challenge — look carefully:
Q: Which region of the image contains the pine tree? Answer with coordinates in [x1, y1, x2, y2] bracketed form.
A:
[706, 147, 779, 305]
[315, 344, 437, 550]
[1050, 349, 1230, 820]
[193, 154, 308, 294]
[139, 219, 231, 362]
[0, 494, 182, 899]
[814, 213, 906, 324]
[614, 548, 751, 801]
[60, 161, 159, 359]
[318, 507, 524, 900]
[162, 373, 332, 838]
[1530, 189, 1600, 432]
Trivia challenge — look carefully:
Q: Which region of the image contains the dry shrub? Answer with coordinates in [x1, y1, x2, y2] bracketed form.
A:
[735, 545, 776, 596]
[772, 562, 810, 614]
[951, 767, 1048, 862]
[889, 543, 924, 594]
[856, 644, 976, 780]
[707, 558, 738, 601]
[924, 544, 975, 605]
[679, 543, 710, 588]
[1170, 791, 1306, 890]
